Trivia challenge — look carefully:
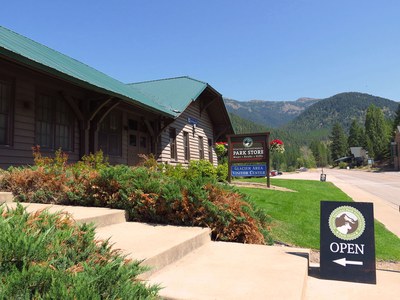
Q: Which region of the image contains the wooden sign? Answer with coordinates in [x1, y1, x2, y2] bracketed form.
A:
[227, 133, 270, 186]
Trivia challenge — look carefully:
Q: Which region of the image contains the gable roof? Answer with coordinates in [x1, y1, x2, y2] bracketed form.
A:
[128, 76, 211, 114]
[0, 25, 233, 135]
[129, 76, 234, 136]
[0, 26, 173, 116]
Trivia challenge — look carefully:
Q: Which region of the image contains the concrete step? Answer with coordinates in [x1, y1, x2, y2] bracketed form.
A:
[1, 201, 311, 298]
[0, 192, 13, 203]
[148, 242, 310, 300]
[95, 222, 211, 278]
[3, 202, 127, 228]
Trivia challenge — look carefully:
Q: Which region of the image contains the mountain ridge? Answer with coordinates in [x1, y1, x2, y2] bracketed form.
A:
[226, 92, 399, 145]
[286, 92, 398, 133]
[223, 97, 319, 128]
[225, 92, 398, 131]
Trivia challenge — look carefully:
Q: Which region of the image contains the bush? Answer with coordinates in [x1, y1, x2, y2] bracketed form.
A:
[216, 163, 228, 182]
[0, 204, 158, 299]
[338, 161, 348, 169]
[187, 160, 217, 181]
[0, 150, 272, 245]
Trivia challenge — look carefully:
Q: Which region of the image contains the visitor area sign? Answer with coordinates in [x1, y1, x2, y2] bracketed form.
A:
[227, 133, 270, 186]
[320, 201, 376, 284]
[231, 165, 266, 177]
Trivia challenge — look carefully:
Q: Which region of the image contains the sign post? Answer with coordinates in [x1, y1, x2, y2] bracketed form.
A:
[227, 133, 270, 187]
[320, 201, 376, 284]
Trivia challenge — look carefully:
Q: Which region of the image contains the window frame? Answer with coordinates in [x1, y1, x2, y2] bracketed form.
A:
[35, 91, 74, 151]
[183, 131, 190, 161]
[169, 127, 177, 160]
[0, 76, 14, 147]
[198, 136, 204, 160]
[98, 110, 123, 157]
[208, 138, 213, 163]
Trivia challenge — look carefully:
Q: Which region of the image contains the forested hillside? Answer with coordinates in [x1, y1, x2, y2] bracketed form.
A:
[224, 97, 319, 128]
[286, 92, 398, 133]
[227, 92, 399, 171]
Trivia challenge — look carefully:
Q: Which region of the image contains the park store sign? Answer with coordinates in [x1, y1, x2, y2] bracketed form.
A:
[227, 133, 270, 186]
[229, 134, 268, 162]
[320, 201, 376, 284]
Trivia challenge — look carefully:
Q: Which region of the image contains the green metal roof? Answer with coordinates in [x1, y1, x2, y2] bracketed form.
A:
[128, 76, 215, 114]
[0, 26, 173, 116]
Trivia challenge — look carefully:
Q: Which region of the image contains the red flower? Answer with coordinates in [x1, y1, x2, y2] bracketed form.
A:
[270, 139, 283, 145]
[270, 139, 285, 153]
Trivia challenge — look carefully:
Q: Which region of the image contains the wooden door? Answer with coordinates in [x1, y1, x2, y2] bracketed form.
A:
[127, 118, 139, 166]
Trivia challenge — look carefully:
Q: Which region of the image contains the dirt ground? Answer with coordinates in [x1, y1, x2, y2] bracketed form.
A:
[230, 181, 296, 192]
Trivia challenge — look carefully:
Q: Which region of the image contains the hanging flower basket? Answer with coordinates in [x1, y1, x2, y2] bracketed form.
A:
[270, 139, 285, 153]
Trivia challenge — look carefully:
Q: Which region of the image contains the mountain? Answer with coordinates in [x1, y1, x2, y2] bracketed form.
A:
[226, 92, 399, 147]
[286, 92, 399, 134]
[224, 97, 319, 128]
[228, 113, 269, 134]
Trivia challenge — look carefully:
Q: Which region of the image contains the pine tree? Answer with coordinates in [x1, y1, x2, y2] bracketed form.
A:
[310, 140, 329, 167]
[330, 122, 348, 161]
[348, 120, 365, 147]
[393, 104, 400, 133]
[365, 104, 391, 160]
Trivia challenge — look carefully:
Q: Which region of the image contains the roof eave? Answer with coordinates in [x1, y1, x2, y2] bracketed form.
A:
[0, 47, 173, 118]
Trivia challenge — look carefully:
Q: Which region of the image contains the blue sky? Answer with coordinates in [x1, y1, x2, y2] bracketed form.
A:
[1, 0, 400, 101]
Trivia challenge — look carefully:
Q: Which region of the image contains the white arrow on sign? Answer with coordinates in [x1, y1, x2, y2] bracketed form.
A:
[333, 258, 363, 267]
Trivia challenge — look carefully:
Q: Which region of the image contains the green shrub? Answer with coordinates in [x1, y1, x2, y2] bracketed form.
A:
[216, 163, 228, 182]
[186, 160, 217, 181]
[0, 150, 272, 245]
[163, 163, 187, 179]
[0, 204, 158, 299]
[338, 161, 348, 169]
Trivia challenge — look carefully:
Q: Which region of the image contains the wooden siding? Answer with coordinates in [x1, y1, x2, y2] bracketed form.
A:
[0, 59, 82, 169]
[103, 109, 128, 165]
[0, 59, 227, 169]
[158, 100, 218, 166]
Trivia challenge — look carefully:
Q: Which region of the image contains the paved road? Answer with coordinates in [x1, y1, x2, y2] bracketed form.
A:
[323, 169, 400, 209]
[279, 169, 400, 209]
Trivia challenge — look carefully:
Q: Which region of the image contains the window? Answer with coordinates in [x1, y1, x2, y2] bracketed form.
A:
[198, 136, 204, 159]
[36, 93, 74, 151]
[208, 138, 213, 163]
[98, 110, 122, 156]
[129, 134, 137, 146]
[140, 136, 147, 148]
[128, 119, 138, 130]
[169, 127, 177, 160]
[183, 131, 190, 161]
[0, 78, 12, 145]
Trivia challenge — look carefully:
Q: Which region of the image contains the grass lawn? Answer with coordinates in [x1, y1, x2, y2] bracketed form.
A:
[236, 178, 400, 261]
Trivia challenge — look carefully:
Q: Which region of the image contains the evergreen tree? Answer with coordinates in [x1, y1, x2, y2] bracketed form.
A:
[365, 104, 391, 160]
[310, 140, 329, 167]
[393, 104, 400, 133]
[330, 122, 348, 161]
[297, 146, 317, 168]
[348, 120, 365, 147]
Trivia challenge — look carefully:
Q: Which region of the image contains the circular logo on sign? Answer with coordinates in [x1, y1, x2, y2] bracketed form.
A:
[243, 137, 253, 148]
[329, 206, 365, 241]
